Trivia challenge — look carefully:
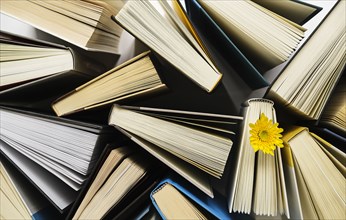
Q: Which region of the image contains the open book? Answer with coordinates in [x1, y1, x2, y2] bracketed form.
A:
[0, 0, 123, 53]
[228, 98, 288, 217]
[108, 105, 242, 197]
[151, 176, 233, 220]
[152, 182, 210, 220]
[185, 0, 321, 90]
[320, 75, 346, 136]
[282, 127, 345, 219]
[0, 158, 60, 219]
[0, 31, 74, 90]
[191, 0, 306, 72]
[71, 146, 153, 220]
[52, 51, 166, 116]
[113, 0, 222, 92]
[252, 0, 321, 25]
[267, 0, 346, 120]
[0, 107, 115, 211]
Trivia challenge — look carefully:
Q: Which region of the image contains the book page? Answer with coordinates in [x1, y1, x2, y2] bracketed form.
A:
[0, 141, 77, 211]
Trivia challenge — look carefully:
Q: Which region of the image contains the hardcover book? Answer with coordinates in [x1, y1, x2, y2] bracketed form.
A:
[228, 99, 288, 217]
[108, 104, 243, 197]
[0, 0, 124, 53]
[113, 0, 222, 92]
[282, 126, 345, 219]
[52, 51, 167, 116]
[267, 0, 345, 120]
[0, 107, 117, 212]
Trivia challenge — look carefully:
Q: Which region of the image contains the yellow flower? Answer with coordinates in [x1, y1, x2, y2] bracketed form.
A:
[249, 113, 284, 156]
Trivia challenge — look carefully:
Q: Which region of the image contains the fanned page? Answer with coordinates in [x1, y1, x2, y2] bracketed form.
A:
[152, 183, 208, 220]
[0, 141, 78, 211]
[75, 156, 148, 220]
[158, 0, 217, 71]
[0, 162, 31, 220]
[0, 38, 73, 88]
[229, 98, 288, 217]
[116, 128, 214, 197]
[72, 147, 132, 219]
[197, 0, 305, 71]
[284, 128, 346, 219]
[310, 133, 346, 177]
[114, 0, 222, 92]
[184, 0, 268, 89]
[0, 0, 123, 53]
[52, 51, 166, 116]
[320, 76, 346, 135]
[0, 108, 107, 191]
[0, 159, 52, 218]
[269, 1, 346, 120]
[109, 105, 242, 179]
[252, 0, 321, 25]
[291, 153, 319, 220]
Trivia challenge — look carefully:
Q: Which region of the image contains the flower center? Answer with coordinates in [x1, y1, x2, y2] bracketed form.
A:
[259, 130, 269, 141]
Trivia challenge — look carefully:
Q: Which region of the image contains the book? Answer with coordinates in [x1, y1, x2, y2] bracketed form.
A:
[185, 0, 268, 90]
[113, 0, 222, 92]
[0, 140, 78, 213]
[152, 182, 212, 219]
[319, 74, 346, 136]
[0, 70, 99, 115]
[190, 0, 306, 73]
[267, 0, 346, 120]
[151, 177, 236, 220]
[108, 104, 243, 197]
[0, 0, 124, 53]
[185, 0, 321, 90]
[66, 143, 165, 220]
[252, 0, 322, 25]
[0, 107, 116, 211]
[228, 99, 288, 217]
[70, 147, 154, 220]
[0, 30, 74, 90]
[282, 126, 346, 219]
[0, 157, 60, 220]
[52, 51, 167, 116]
[308, 127, 346, 153]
